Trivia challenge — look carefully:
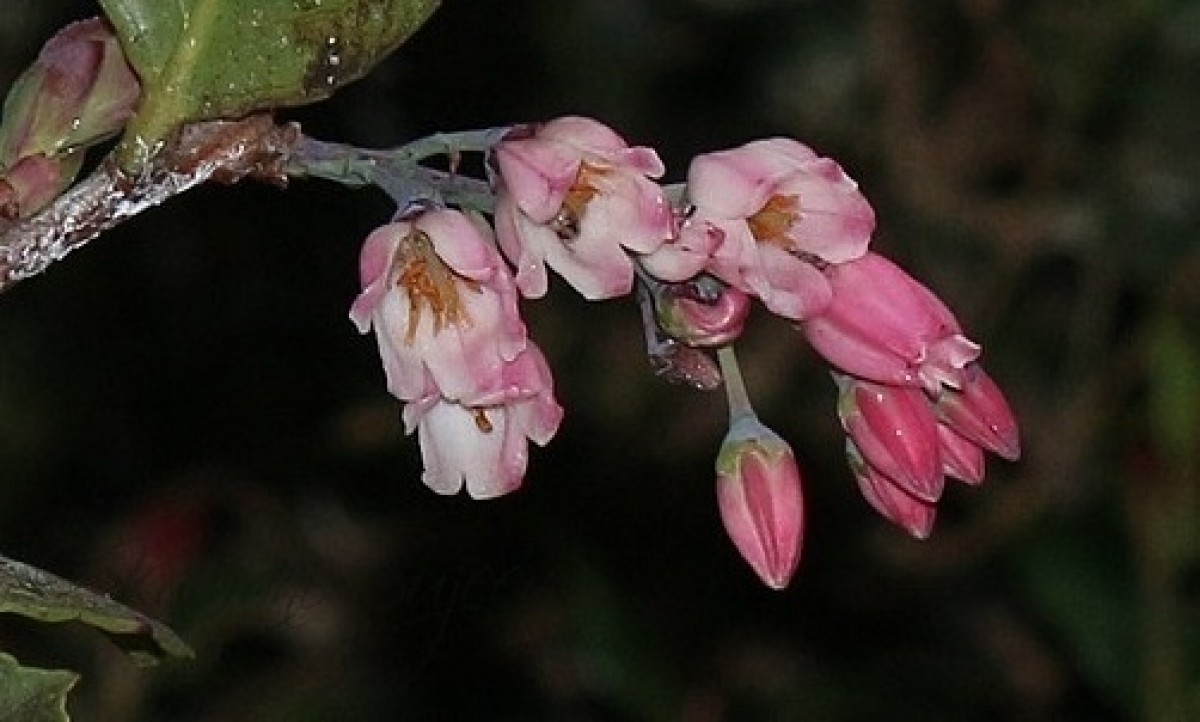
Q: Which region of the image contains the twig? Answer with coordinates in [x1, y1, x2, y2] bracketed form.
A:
[0, 114, 298, 293]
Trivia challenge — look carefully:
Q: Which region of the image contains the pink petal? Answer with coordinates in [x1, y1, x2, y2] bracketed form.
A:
[849, 442, 937, 539]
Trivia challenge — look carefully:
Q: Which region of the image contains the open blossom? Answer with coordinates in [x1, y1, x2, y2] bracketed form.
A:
[350, 210, 527, 404]
[403, 346, 563, 499]
[492, 116, 675, 300]
[681, 138, 875, 321]
[351, 210, 563, 499]
[803, 252, 982, 392]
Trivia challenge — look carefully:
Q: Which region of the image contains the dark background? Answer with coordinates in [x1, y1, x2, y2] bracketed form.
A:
[2, 1, 1198, 720]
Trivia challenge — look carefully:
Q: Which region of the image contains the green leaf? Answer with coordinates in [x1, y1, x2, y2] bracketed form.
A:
[98, 0, 441, 165]
[0, 555, 193, 667]
[0, 653, 77, 722]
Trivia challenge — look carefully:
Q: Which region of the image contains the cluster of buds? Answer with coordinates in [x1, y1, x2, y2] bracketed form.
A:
[349, 116, 1019, 589]
[0, 18, 140, 223]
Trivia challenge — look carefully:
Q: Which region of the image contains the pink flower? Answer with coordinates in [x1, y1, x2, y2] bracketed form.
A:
[351, 210, 564, 499]
[683, 138, 876, 321]
[934, 363, 1021, 461]
[350, 210, 527, 404]
[836, 375, 944, 503]
[492, 116, 675, 300]
[403, 346, 563, 499]
[715, 415, 805, 590]
[848, 442, 937, 539]
[802, 252, 982, 392]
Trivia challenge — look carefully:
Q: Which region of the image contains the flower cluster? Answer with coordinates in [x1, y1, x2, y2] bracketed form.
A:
[350, 116, 1019, 588]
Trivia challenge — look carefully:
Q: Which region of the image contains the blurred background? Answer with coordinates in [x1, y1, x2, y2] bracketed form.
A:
[1, 0, 1198, 719]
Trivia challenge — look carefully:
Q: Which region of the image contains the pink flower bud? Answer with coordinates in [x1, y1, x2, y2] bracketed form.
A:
[684, 138, 875, 321]
[934, 363, 1021, 461]
[836, 375, 944, 502]
[803, 252, 982, 392]
[0, 153, 74, 220]
[492, 116, 674, 300]
[653, 278, 751, 347]
[715, 416, 804, 590]
[0, 18, 139, 166]
[848, 442, 937, 539]
[938, 424, 986, 485]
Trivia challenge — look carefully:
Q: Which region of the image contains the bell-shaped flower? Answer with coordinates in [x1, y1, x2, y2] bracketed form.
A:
[715, 414, 805, 590]
[848, 442, 937, 539]
[683, 138, 875, 321]
[934, 363, 1021, 461]
[803, 252, 982, 392]
[350, 210, 527, 405]
[403, 345, 564, 499]
[0, 18, 139, 166]
[651, 276, 751, 348]
[836, 374, 944, 502]
[492, 116, 675, 300]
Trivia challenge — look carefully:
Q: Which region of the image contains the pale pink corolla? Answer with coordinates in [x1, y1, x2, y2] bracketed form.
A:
[492, 116, 675, 300]
[682, 138, 876, 321]
[349, 210, 527, 405]
[836, 375, 944, 503]
[402, 345, 564, 500]
[715, 415, 804, 590]
[803, 252, 982, 392]
[848, 442, 937, 539]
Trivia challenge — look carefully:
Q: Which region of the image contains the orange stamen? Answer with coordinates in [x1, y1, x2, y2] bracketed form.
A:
[747, 194, 800, 250]
[552, 161, 607, 240]
[394, 230, 473, 343]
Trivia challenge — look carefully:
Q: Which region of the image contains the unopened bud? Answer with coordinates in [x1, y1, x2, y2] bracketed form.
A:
[0, 18, 139, 166]
[848, 441, 937, 539]
[0, 153, 74, 220]
[836, 374, 944, 502]
[934, 363, 1020, 461]
[715, 415, 804, 590]
[654, 277, 751, 347]
[937, 424, 985, 485]
[803, 253, 980, 392]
